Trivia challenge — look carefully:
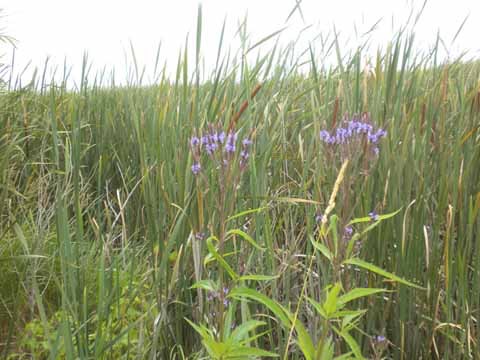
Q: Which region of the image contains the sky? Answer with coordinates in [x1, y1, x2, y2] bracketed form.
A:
[1, 0, 479, 86]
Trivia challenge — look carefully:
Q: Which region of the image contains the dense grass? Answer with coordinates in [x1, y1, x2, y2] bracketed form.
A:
[1, 10, 480, 359]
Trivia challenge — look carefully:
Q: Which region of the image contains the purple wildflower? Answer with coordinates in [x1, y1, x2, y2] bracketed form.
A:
[315, 214, 323, 223]
[367, 132, 378, 143]
[195, 232, 205, 240]
[225, 143, 236, 153]
[191, 162, 201, 175]
[369, 211, 379, 222]
[376, 129, 387, 138]
[222, 287, 230, 307]
[242, 138, 252, 146]
[218, 131, 226, 143]
[326, 135, 336, 144]
[205, 142, 218, 154]
[348, 120, 360, 131]
[240, 150, 249, 160]
[190, 136, 200, 147]
[201, 136, 209, 145]
[320, 130, 330, 142]
[374, 335, 387, 344]
[210, 132, 219, 143]
[344, 226, 353, 236]
[335, 128, 345, 143]
[225, 132, 237, 153]
[207, 291, 217, 301]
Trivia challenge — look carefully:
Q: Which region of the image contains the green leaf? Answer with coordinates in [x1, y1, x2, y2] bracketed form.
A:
[333, 327, 364, 360]
[184, 318, 211, 340]
[337, 288, 386, 306]
[310, 236, 333, 262]
[238, 274, 278, 281]
[190, 279, 217, 292]
[347, 216, 371, 225]
[229, 287, 315, 360]
[0, 255, 47, 262]
[345, 233, 360, 259]
[225, 345, 279, 358]
[229, 287, 290, 328]
[206, 237, 239, 280]
[226, 229, 265, 250]
[306, 297, 328, 320]
[324, 283, 342, 315]
[204, 250, 238, 266]
[230, 320, 266, 343]
[347, 208, 402, 226]
[330, 309, 367, 320]
[334, 352, 355, 360]
[226, 207, 268, 223]
[344, 258, 424, 289]
[316, 336, 335, 360]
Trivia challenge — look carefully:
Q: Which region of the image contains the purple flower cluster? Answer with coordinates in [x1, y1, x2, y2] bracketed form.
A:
[189, 125, 252, 175]
[206, 287, 230, 307]
[319, 116, 387, 154]
[191, 162, 201, 175]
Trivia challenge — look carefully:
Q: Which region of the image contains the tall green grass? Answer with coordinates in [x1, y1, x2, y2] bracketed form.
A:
[1, 8, 479, 359]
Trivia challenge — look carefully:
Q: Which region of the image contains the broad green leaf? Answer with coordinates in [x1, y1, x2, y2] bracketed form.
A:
[337, 288, 386, 306]
[230, 320, 266, 343]
[226, 207, 268, 223]
[345, 233, 360, 259]
[316, 336, 334, 360]
[347, 216, 371, 225]
[306, 297, 328, 320]
[344, 258, 424, 289]
[206, 237, 239, 280]
[226, 345, 279, 358]
[324, 283, 342, 315]
[341, 312, 365, 331]
[333, 327, 364, 360]
[190, 279, 217, 292]
[229, 287, 315, 360]
[347, 208, 402, 225]
[330, 309, 367, 320]
[184, 318, 211, 339]
[226, 229, 265, 250]
[204, 339, 228, 358]
[238, 274, 278, 281]
[310, 235, 333, 262]
[334, 352, 355, 360]
[204, 250, 238, 266]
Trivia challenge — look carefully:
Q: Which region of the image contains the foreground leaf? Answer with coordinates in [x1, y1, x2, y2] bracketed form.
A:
[344, 258, 424, 289]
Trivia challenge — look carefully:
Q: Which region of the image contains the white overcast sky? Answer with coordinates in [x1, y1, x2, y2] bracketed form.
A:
[1, 0, 479, 85]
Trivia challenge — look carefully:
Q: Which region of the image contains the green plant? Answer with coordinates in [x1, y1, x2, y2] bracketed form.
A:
[186, 319, 278, 359]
